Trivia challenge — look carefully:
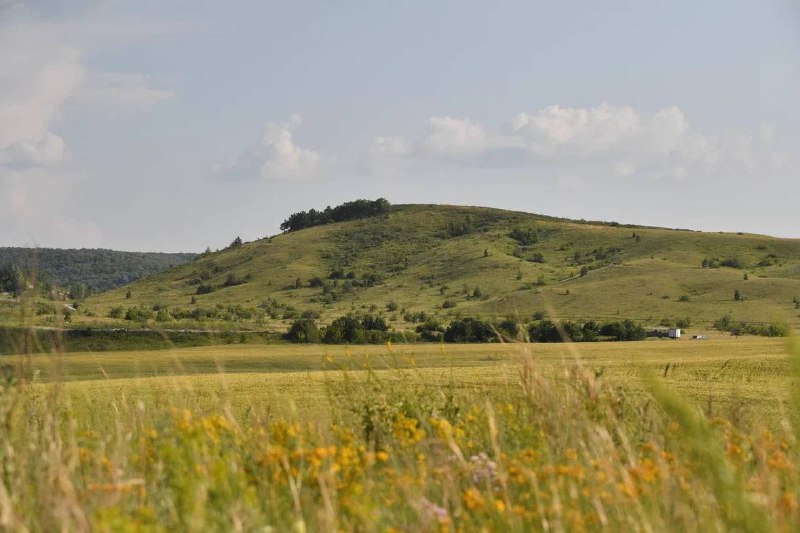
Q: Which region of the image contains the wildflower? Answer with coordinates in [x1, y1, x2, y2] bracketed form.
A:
[462, 488, 485, 511]
[418, 497, 449, 523]
[780, 491, 797, 511]
[469, 452, 498, 485]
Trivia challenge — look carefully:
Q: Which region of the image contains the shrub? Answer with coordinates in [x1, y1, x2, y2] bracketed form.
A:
[284, 319, 321, 343]
[415, 319, 444, 341]
[124, 305, 154, 322]
[509, 227, 538, 245]
[443, 317, 495, 343]
[196, 283, 214, 295]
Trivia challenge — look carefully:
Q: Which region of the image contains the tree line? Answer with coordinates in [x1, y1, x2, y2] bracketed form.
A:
[280, 198, 390, 232]
[0, 248, 196, 295]
[285, 315, 649, 344]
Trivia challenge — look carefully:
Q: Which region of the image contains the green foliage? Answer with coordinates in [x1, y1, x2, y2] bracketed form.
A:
[321, 314, 391, 344]
[78, 203, 800, 335]
[0, 264, 23, 295]
[599, 319, 646, 341]
[196, 283, 214, 295]
[714, 315, 790, 337]
[528, 319, 602, 342]
[443, 317, 495, 343]
[0, 247, 196, 293]
[222, 272, 247, 287]
[280, 198, 390, 232]
[415, 318, 444, 341]
[284, 318, 321, 343]
[124, 305, 154, 322]
[702, 257, 744, 269]
[508, 226, 539, 245]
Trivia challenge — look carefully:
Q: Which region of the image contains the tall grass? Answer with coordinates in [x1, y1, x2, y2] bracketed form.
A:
[0, 329, 799, 531]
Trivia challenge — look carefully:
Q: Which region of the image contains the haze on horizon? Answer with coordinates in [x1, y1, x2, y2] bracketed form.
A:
[1, 0, 799, 252]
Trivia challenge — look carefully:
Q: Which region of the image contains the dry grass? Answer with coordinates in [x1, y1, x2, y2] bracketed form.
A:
[1, 335, 800, 530]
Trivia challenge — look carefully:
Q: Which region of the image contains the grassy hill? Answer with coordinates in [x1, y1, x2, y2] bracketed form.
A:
[77, 204, 800, 333]
[0, 247, 197, 294]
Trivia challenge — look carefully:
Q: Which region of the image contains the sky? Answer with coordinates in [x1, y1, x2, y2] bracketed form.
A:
[1, 0, 799, 252]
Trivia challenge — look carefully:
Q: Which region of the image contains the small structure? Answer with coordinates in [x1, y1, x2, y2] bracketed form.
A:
[668, 328, 681, 339]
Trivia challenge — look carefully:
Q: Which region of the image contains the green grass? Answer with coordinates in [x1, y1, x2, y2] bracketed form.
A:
[8, 336, 792, 428]
[3, 336, 800, 530]
[72, 204, 800, 334]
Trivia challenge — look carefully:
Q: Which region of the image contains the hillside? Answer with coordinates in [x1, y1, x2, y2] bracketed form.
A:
[78, 204, 800, 333]
[0, 247, 197, 294]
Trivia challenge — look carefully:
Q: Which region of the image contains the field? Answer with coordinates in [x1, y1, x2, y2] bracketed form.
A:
[3, 335, 800, 530]
[16, 337, 796, 424]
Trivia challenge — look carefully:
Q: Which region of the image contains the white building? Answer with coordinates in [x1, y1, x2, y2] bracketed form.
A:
[668, 328, 681, 339]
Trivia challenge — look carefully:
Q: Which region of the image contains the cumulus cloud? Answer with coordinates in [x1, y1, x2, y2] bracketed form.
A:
[0, 7, 175, 246]
[422, 116, 490, 157]
[0, 24, 84, 166]
[0, 12, 173, 170]
[216, 115, 320, 180]
[371, 103, 768, 183]
[0, 131, 67, 168]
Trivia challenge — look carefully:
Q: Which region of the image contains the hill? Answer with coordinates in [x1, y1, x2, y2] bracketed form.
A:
[73, 205, 800, 331]
[0, 247, 197, 295]
[77, 204, 800, 334]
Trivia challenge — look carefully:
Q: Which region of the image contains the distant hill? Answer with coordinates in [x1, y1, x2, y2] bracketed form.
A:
[0, 247, 197, 294]
[79, 203, 800, 332]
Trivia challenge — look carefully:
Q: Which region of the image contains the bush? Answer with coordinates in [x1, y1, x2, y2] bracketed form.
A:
[443, 317, 495, 343]
[599, 320, 646, 341]
[284, 319, 321, 343]
[415, 319, 444, 341]
[196, 283, 214, 295]
[322, 314, 391, 344]
[222, 273, 246, 287]
[509, 227, 538, 245]
[124, 305, 154, 322]
[441, 299, 456, 309]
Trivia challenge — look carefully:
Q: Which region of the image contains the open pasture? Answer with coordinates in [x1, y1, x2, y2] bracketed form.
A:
[13, 336, 794, 427]
[3, 335, 800, 530]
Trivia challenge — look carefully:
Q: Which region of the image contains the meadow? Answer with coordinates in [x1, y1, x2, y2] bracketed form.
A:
[3, 335, 800, 531]
[75, 205, 800, 333]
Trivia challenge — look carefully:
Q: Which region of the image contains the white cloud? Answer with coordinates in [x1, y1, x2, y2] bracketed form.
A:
[372, 103, 769, 183]
[0, 131, 68, 168]
[217, 115, 320, 180]
[0, 23, 84, 164]
[0, 13, 173, 169]
[0, 8, 175, 246]
[422, 116, 490, 157]
[423, 116, 524, 157]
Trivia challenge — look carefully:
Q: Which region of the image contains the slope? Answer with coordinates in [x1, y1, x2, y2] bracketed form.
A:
[78, 204, 800, 332]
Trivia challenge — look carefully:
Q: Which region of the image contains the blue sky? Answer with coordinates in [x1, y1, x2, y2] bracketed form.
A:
[1, 0, 798, 251]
